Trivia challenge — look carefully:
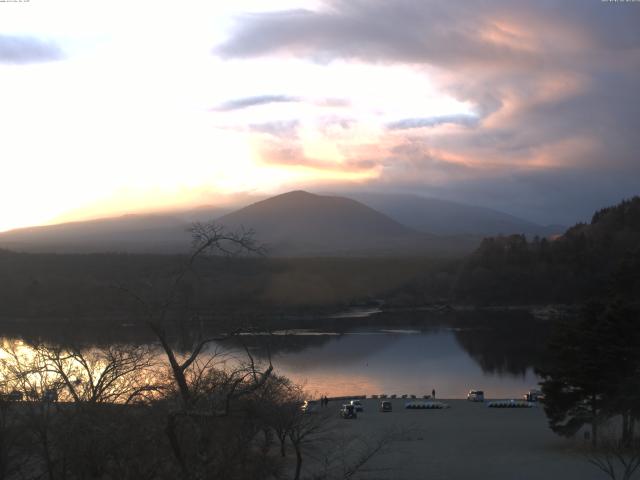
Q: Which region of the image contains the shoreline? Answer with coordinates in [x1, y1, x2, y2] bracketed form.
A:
[0, 303, 578, 327]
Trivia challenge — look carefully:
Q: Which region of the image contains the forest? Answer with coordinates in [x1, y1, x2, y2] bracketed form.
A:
[1, 197, 638, 324]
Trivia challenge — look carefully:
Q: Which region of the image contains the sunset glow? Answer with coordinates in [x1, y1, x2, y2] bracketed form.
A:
[1, 0, 638, 230]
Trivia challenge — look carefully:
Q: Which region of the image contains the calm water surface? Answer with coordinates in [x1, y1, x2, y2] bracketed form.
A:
[1, 310, 550, 399]
[240, 328, 541, 398]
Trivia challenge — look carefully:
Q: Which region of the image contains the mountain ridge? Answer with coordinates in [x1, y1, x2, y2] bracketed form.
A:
[214, 190, 439, 256]
[346, 192, 564, 237]
[0, 190, 560, 256]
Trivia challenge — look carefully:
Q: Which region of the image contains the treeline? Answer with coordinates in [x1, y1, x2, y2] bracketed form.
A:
[0, 341, 388, 480]
[0, 251, 448, 321]
[1, 197, 639, 321]
[451, 197, 640, 305]
[533, 255, 640, 478]
[512, 199, 640, 474]
[539, 300, 640, 446]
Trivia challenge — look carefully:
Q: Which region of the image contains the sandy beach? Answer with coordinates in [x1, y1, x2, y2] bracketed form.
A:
[305, 398, 603, 480]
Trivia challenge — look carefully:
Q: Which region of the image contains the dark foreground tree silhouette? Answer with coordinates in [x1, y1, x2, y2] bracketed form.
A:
[538, 302, 614, 446]
[582, 425, 640, 480]
[117, 222, 283, 479]
[0, 221, 396, 480]
[539, 298, 640, 448]
[119, 222, 269, 407]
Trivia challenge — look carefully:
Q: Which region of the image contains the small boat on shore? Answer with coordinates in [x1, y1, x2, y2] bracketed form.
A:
[405, 401, 449, 409]
[487, 400, 534, 408]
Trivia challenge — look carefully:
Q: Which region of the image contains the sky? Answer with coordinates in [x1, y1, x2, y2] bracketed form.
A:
[0, 0, 639, 232]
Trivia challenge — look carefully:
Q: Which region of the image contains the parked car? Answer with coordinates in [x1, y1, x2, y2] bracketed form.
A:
[301, 400, 319, 414]
[350, 399, 363, 412]
[379, 400, 392, 412]
[467, 390, 485, 402]
[523, 389, 544, 402]
[340, 404, 357, 419]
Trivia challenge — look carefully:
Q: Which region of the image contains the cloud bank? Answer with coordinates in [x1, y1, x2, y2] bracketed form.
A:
[213, 94, 301, 111]
[216, 0, 640, 224]
[0, 35, 63, 64]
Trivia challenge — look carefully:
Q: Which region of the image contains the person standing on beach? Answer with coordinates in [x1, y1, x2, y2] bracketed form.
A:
[432, 388, 436, 399]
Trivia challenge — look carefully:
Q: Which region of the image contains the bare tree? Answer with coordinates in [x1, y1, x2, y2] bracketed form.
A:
[288, 409, 333, 480]
[119, 222, 270, 408]
[1, 341, 64, 480]
[583, 425, 640, 480]
[0, 357, 31, 480]
[1, 340, 170, 480]
[259, 375, 305, 458]
[116, 222, 280, 479]
[32, 343, 160, 405]
[305, 425, 402, 480]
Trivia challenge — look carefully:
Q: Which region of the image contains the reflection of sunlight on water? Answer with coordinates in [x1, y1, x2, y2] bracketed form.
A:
[1, 337, 37, 362]
[1, 339, 164, 402]
[265, 331, 542, 399]
[280, 370, 382, 398]
[2, 325, 542, 401]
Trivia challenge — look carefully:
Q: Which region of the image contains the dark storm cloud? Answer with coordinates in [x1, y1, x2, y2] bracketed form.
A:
[0, 35, 63, 64]
[217, 1, 640, 67]
[216, 0, 640, 224]
[215, 3, 538, 68]
[213, 94, 301, 111]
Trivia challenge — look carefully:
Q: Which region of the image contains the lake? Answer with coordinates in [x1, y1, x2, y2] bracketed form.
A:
[0, 309, 551, 400]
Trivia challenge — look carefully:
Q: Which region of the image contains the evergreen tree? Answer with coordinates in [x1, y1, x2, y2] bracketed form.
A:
[539, 300, 640, 446]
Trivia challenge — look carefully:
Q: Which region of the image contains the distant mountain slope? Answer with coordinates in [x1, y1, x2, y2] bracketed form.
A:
[0, 214, 195, 253]
[0, 191, 480, 256]
[216, 190, 436, 256]
[217, 191, 481, 256]
[347, 192, 563, 237]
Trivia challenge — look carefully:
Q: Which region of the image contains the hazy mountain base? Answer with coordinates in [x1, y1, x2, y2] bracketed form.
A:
[0, 196, 637, 323]
[0, 191, 488, 256]
[0, 253, 456, 322]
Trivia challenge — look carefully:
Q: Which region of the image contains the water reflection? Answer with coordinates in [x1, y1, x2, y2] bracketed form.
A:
[239, 330, 540, 398]
[0, 310, 550, 399]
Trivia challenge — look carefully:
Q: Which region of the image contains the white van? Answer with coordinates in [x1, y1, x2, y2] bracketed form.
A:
[467, 390, 484, 402]
[523, 389, 544, 402]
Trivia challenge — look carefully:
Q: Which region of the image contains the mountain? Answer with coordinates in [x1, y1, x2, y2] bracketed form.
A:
[347, 192, 564, 237]
[216, 190, 473, 256]
[0, 214, 195, 253]
[0, 191, 484, 256]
